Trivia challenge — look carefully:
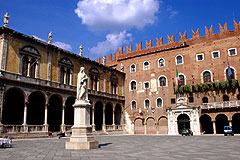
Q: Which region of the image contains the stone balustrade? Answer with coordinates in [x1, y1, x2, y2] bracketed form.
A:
[201, 100, 240, 109]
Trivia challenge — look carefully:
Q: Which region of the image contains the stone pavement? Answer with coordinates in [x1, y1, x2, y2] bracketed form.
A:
[0, 135, 240, 160]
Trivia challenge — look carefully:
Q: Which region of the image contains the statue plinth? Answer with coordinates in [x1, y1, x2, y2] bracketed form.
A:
[65, 100, 98, 150]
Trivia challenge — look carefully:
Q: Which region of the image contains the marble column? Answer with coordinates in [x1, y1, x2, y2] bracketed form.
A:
[91, 102, 95, 132]
[102, 104, 106, 132]
[27, 57, 31, 77]
[212, 121, 216, 135]
[43, 104, 48, 131]
[22, 101, 28, 132]
[61, 106, 66, 132]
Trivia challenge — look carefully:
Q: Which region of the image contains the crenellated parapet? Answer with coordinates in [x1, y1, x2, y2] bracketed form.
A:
[102, 20, 240, 66]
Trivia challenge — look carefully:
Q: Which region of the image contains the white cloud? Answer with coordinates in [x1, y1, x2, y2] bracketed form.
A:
[53, 42, 72, 51]
[90, 30, 132, 56]
[167, 6, 178, 19]
[75, 0, 160, 31]
[32, 35, 46, 42]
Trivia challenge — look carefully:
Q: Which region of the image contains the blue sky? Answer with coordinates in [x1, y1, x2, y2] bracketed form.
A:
[1, 0, 240, 60]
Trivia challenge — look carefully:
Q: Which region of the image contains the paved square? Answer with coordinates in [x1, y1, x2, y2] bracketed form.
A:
[0, 135, 240, 160]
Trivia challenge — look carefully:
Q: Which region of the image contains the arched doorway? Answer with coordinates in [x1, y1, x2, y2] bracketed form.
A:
[105, 103, 113, 125]
[65, 96, 75, 126]
[48, 95, 62, 132]
[216, 114, 228, 134]
[158, 117, 168, 134]
[27, 91, 45, 125]
[200, 114, 213, 134]
[115, 104, 121, 125]
[94, 101, 103, 131]
[177, 114, 190, 134]
[146, 118, 156, 134]
[232, 113, 240, 134]
[134, 118, 144, 134]
[2, 88, 25, 124]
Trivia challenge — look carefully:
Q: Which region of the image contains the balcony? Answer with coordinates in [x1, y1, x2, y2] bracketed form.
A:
[201, 100, 240, 109]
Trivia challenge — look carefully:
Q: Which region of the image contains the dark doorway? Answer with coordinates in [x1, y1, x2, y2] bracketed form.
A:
[94, 101, 103, 131]
[27, 91, 45, 125]
[65, 96, 75, 125]
[232, 113, 240, 134]
[48, 95, 62, 132]
[177, 114, 190, 134]
[216, 114, 229, 134]
[200, 114, 213, 134]
[2, 88, 25, 124]
[105, 103, 113, 125]
[115, 104, 121, 125]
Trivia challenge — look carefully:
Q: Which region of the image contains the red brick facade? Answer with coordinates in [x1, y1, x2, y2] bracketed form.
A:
[98, 21, 240, 134]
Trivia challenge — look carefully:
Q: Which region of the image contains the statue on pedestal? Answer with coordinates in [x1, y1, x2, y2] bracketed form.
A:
[3, 12, 10, 28]
[76, 66, 88, 102]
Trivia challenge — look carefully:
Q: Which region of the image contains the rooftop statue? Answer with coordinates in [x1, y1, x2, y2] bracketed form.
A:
[48, 32, 52, 44]
[3, 12, 10, 27]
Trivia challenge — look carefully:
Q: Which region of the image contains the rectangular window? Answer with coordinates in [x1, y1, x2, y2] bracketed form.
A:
[171, 98, 176, 104]
[228, 48, 237, 56]
[196, 54, 204, 61]
[212, 51, 220, 59]
[189, 97, 194, 103]
[144, 82, 150, 89]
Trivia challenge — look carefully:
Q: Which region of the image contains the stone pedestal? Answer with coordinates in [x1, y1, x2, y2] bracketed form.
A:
[65, 100, 98, 150]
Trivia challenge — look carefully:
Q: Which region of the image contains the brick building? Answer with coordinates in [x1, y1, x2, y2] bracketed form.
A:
[103, 21, 240, 135]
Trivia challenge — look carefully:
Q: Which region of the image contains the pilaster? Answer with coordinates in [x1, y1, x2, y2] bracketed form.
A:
[0, 34, 8, 73]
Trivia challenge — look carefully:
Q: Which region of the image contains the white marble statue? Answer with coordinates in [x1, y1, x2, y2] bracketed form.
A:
[4, 12, 10, 27]
[77, 66, 88, 101]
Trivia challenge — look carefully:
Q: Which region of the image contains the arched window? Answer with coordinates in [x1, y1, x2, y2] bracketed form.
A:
[159, 76, 167, 87]
[59, 58, 74, 85]
[158, 58, 165, 68]
[144, 99, 150, 109]
[110, 74, 118, 95]
[178, 75, 185, 85]
[203, 71, 211, 83]
[223, 95, 229, 101]
[202, 97, 208, 103]
[130, 80, 137, 91]
[176, 55, 183, 65]
[20, 46, 40, 78]
[143, 61, 150, 70]
[89, 67, 100, 91]
[226, 68, 235, 80]
[156, 98, 163, 108]
[130, 64, 136, 72]
[131, 100, 136, 109]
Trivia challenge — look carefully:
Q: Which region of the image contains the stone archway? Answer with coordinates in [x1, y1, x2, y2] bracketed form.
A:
[134, 118, 144, 134]
[2, 88, 25, 125]
[48, 94, 62, 132]
[146, 117, 156, 134]
[115, 104, 121, 125]
[94, 101, 103, 131]
[177, 114, 190, 134]
[200, 114, 213, 134]
[27, 91, 45, 125]
[65, 96, 75, 126]
[216, 114, 229, 134]
[158, 116, 168, 134]
[232, 113, 240, 134]
[105, 103, 113, 125]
